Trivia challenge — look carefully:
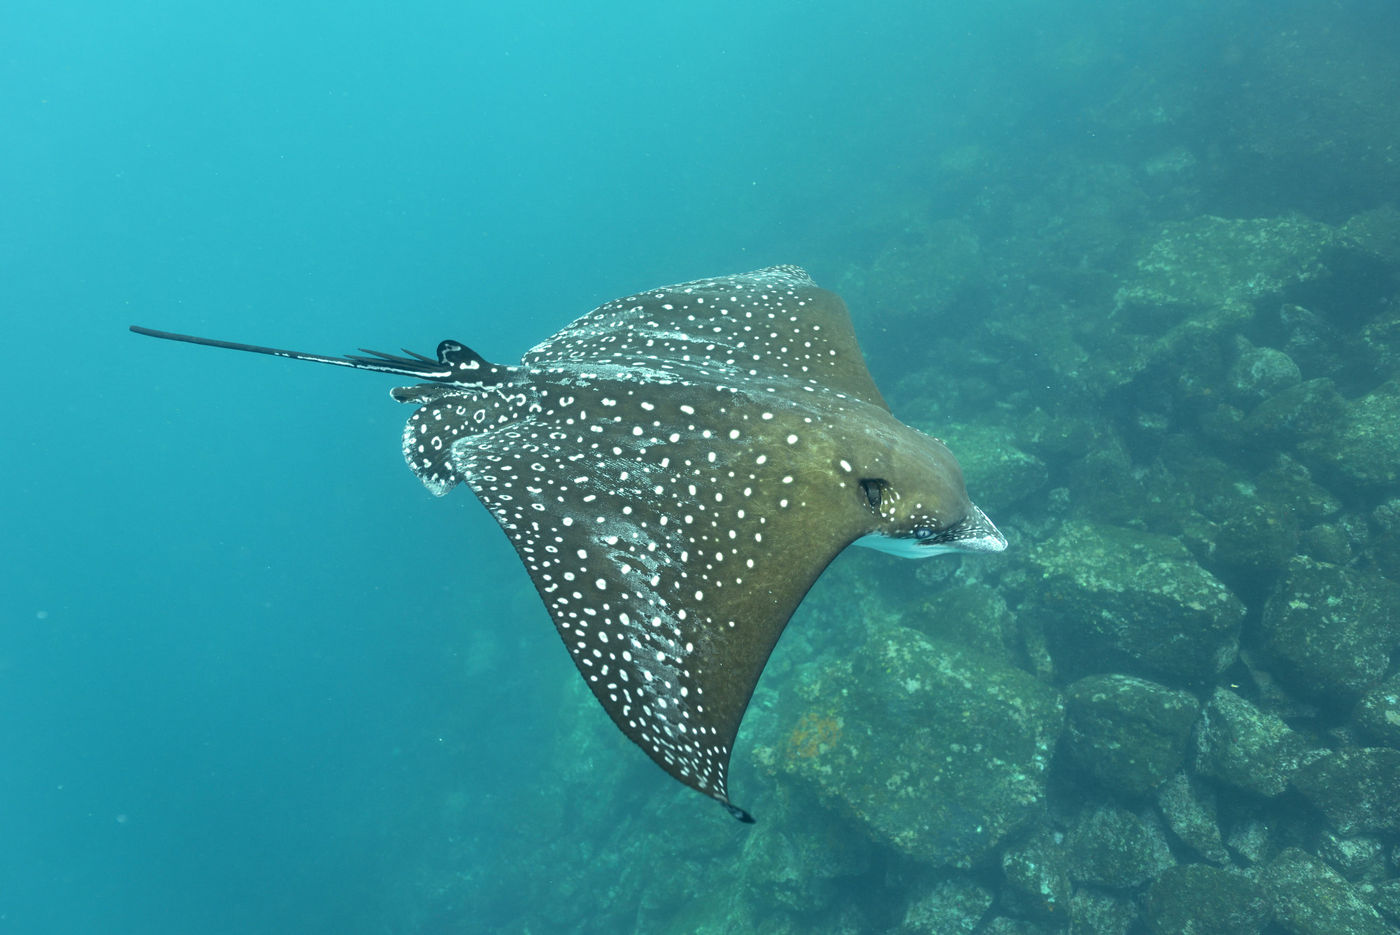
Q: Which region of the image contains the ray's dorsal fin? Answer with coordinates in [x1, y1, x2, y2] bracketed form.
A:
[129, 325, 510, 387]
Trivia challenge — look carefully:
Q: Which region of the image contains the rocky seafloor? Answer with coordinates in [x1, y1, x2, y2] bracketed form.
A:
[396, 7, 1400, 934]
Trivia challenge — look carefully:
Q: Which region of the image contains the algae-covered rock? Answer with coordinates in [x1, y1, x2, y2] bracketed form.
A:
[1300, 380, 1400, 490]
[1144, 864, 1268, 935]
[1299, 522, 1356, 565]
[1115, 216, 1336, 320]
[1156, 771, 1230, 864]
[1210, 498, 1299, 576]
[1354, 673, 1400, 748]
[1064, 805, 1174, 890]
[938, 421, 1048, 511]
[1262, 847, 1394, 935]
[1254, 455, 1342, 527]
[1241, 378, 1347, 443]
[1362, 309, 1400, 376]
[1021, 213, 1346, 394]
[1316, 830, 1388, 883]
[1070, 888, 1139, 935]
[981, 918, 1057, 935]
[898, 876, 995, 934]
[1224, 819, 1272, 867]
[1094, 215, 1338, 388]
[1259, 556, 1400, 702]
[862, 218, 985, 327]
[1013, 404, 1109, 461]
[1062, 674, 1201, 798]
[1193, 688, 1310, 797]
[1292, 748, 1400, 835]
[1023, 522, 1245, 686]
[906, 579, 1018, 662]
[999, 826, 1072, 923]
[1342, 204, 1400, 267]
[1374, 880, 1400, 927]
[769, 624, 1063, 868]
[1373, 499, 1400, 579]
[1227, 342, 1302, 406]
[767, 621, 1058, 867]
[736, 805, 875, 913]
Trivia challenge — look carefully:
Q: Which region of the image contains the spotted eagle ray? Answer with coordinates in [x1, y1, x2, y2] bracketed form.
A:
[131, 265, 1005, 821]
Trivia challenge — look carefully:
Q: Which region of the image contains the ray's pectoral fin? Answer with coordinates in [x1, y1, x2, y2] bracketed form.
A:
[436, 405, 871, 821]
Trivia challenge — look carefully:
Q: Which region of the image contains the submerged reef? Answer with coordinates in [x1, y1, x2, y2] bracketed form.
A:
[396, 7, 1400, 933]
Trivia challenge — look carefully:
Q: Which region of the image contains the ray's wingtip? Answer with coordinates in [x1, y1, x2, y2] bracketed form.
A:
[725, 803, 756, 824]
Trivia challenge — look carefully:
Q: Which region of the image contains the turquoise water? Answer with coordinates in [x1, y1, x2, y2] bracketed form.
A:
[4, 1, 1398, 933]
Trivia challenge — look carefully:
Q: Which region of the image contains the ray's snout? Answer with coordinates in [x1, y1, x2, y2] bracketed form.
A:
[927, 504, 1007, 553]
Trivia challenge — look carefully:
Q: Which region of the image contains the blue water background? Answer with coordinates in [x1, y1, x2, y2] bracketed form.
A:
[0, 1, 1331, 932]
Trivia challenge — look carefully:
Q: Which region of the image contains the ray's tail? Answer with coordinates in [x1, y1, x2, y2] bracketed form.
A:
[129, 325, 507, 386]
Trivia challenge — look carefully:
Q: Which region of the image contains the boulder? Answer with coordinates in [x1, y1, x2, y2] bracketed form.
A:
[766, 624, 1063, 868]
[1023, 522, 1244, 686]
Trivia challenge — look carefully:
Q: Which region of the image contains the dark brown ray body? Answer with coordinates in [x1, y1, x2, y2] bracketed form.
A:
[131, 265, 1005, 821]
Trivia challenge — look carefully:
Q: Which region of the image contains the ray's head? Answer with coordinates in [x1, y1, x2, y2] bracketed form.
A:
[850, 425, 1007, 558]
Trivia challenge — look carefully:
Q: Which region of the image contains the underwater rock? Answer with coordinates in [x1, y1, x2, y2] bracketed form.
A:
[1156, 770, 1230, 864]
[905, 579, 1019, 662]
[999, 826, 1073, 924]
[1353, 673, 1400, 748]
[769, 623, 1063, 869]
[1275, 301, 1360, 385]
[1259, 556, 1400, 703]
[1227, 341, 1302, 406]
[1144, 864, 1268, 935]
[1115, 216, 1335, 323]
[1061, 674, 1201, 798]
[1241, 378, 1347, 444]
[980, 918, 1056, 935]
[1193, 688, 1310, 798]
[1210, 499, 1299, 577]
[937, 421, 1048, 511]
[1316, 830, 1388, 883]
[1064, 805, 1175, 890]
[1013, 404, 1109, 462]
[1374, 880, 1400, 927]
[1372, 499, 1400, 579]
[1299, 380, 1400, 491]
[1096, 215, 1338, 388]
[1299, 521, 1356, 565]
[1069, 888, 1139, 935]
[897, 876, 995, 935]
[842, 218, 986, 364]
[1199, 401, 1249, 450]
[1022, 522, 1244, 686]
[1224, 818, 1273, 867]
[1342, 204, 1400, 268]
[1361, 309, 1400, 378]
[1254, 455, 1342, 528]
[737, 803, 875, 914]
[1292, 748, 1400, 836]
[1263, 847, 1394, 935]
[1061, 439, 1147, 527]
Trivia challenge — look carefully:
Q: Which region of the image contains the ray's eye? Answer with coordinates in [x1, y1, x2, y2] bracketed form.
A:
[913, 525, 936, 540]
[859, 478, 886, 512]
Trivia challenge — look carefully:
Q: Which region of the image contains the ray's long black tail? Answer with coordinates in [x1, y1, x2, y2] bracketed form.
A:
[129, 325, 499, 385]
